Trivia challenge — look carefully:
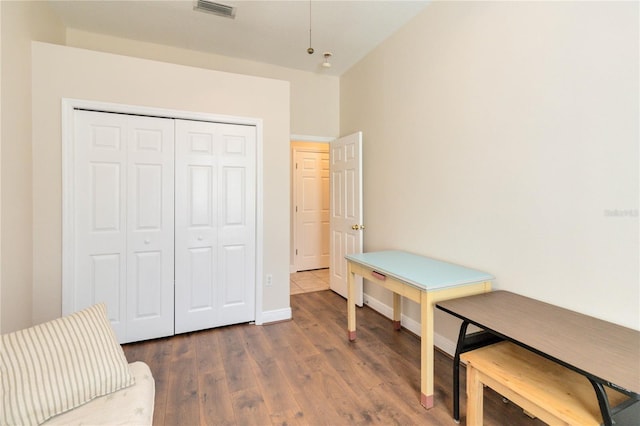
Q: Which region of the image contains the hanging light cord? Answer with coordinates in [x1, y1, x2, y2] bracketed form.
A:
[307, 0, 314, 54]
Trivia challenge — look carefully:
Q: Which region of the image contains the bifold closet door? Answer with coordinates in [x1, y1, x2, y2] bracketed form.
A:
[72, 110, 175, 343]
[174, 120, 256, 334]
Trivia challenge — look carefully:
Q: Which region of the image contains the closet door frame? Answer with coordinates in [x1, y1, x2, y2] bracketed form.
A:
[61, 98, 265, 326]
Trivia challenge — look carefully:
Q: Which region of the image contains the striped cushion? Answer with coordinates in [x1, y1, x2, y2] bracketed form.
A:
[0, 304, 134, 426]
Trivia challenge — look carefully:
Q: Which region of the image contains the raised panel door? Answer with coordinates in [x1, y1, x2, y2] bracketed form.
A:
[125, 116, 175, 342]
[329, 132, 363, 305]
[294, 150, 330, 271]
[175, 120, 256, 333]
[72, 110, 174, 343]
[74, 111, 128, 338]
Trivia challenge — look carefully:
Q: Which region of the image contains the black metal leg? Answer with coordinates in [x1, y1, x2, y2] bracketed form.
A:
[589, 380, 613, 426]
[453, 321, 470, 422]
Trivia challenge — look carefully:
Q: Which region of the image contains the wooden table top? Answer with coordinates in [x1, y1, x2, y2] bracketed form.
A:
[345, 250, 493, 291]
[437, 291, 640, 395]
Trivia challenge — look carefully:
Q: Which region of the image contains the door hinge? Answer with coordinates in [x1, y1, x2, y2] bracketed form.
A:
[296, 249, 298, 255]
[295, 206, 298, 212]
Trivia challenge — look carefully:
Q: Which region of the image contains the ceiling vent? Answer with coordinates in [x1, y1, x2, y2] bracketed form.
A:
[194, 0, 236, 19]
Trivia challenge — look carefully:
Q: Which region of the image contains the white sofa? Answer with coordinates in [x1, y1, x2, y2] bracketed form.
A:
[1, 304, 155, 426]
[42, 362, 155, 426]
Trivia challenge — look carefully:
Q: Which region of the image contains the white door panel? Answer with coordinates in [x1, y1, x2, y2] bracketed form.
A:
[187, 246, 215, 309]
[69, 109, 256, 342]
[217, 126, 256, 325]
[221, 244, 247, 309]
[126, 116, 174, 342]
[330, 132, 363, 305]
[72, 110, 174, 343]
[294, 150, 330, 271]
[74, 111, 128, 338]
[90, 253, 123, 328]
[175, 120, 255, 333]
[175, 121, 218, 333]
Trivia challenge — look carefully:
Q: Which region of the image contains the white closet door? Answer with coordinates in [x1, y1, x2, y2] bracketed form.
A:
[125, 115, 175, 342]
[74, 111, 128, 339]
[175, 120, 256, 333]
[73, 110, 174, 343]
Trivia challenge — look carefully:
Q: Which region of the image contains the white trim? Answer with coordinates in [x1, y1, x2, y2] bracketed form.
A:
[290, 134, 335, 143]
[362, 292, 457, 357]
[61, 98, 265, 324]
[260, 307, 292, 324]
[254, 122, 265, 325]
[61, 100, 76, 315]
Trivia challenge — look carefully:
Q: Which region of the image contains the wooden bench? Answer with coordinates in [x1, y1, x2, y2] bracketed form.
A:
[461, 341, 629, 426]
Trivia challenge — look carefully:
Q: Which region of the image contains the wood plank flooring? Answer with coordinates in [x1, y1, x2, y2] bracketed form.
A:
[123, 290, 544, 425]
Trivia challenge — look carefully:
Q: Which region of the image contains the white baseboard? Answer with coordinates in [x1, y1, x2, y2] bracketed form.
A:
[259, 307, 292, 325]
[363, 293, 457, 357]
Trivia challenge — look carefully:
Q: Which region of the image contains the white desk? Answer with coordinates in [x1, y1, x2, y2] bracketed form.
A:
[345, 250, 493, 409]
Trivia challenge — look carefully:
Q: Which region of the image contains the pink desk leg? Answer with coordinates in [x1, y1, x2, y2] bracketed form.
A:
[421, 394, 434, 409]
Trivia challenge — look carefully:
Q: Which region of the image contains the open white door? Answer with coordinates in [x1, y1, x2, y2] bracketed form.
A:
[330, 132, 363, 305]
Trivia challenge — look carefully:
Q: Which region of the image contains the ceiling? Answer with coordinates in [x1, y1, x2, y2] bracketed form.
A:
[47, 0, 430, 76]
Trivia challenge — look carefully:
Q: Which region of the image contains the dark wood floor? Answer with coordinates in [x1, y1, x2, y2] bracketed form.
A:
[123, 290, 544, 425]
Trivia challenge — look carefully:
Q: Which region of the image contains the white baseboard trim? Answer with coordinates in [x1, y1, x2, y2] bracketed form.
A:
[363, 293, 457, 357]
[290, 264, 297, 273]
[259, 307, 292, 325]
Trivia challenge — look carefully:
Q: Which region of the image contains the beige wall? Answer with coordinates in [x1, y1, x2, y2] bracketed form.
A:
[1, 3, 338, 333]
[66, 29, 339, 138]
[0, 1, 65, 333]
[0, 2, 3, 332]
[341, 1, 639, 345]
[32, 42, 290, 325]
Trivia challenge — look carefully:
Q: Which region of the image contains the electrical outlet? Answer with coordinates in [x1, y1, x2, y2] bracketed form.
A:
[265, 274, 273, 286]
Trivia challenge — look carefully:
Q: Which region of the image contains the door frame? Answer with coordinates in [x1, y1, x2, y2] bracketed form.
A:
[61, 98, 266, 324]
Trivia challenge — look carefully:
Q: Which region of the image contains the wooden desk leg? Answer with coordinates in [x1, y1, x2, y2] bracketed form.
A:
[393, 292, 401, 330]
[421, 291, 434, 409]
[466, 363, 484, 426]
[347, 261, 357, 341]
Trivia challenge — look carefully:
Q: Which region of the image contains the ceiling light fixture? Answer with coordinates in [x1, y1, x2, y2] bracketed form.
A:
[322, 52, 332, 68]
[307, 0, 314, 54]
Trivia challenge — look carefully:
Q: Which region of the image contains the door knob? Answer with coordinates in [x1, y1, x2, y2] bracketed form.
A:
[351, 224, 365, 231]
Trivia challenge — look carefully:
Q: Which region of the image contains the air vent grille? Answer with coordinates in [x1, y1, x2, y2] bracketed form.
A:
[194, 0, 236, 19]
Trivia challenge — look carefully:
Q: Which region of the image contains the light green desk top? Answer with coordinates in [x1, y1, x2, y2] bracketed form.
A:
[345, 250, 493, 291]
